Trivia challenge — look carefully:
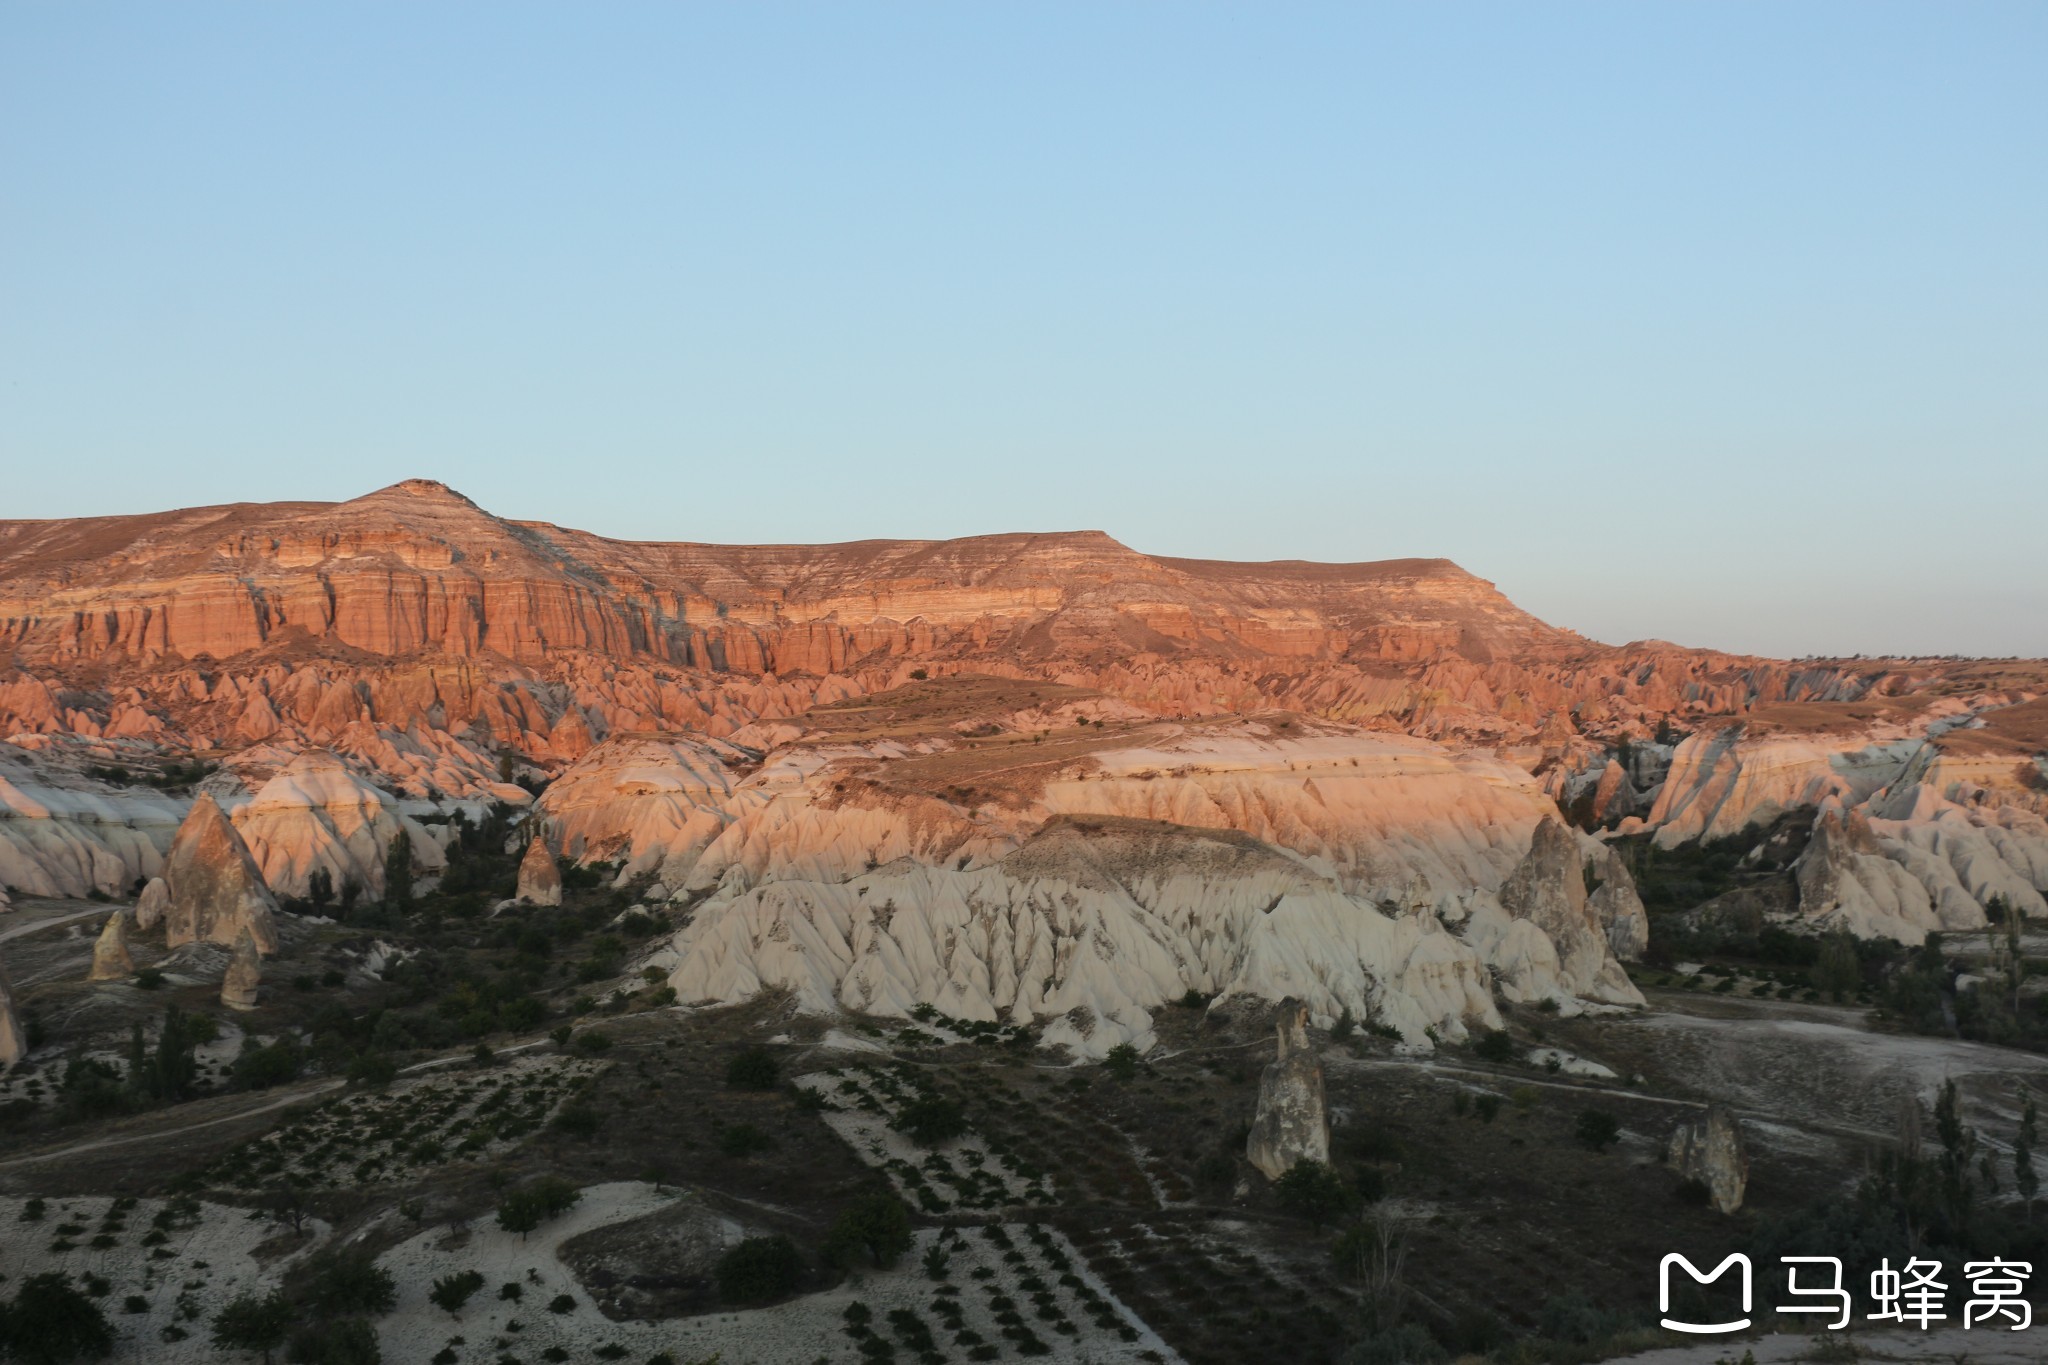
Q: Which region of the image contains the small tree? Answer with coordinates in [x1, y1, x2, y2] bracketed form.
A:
[1575, 1109, 1621, 1152]
[1813, 932, 1861, 1001]
[301, 1248, 396, 1319]
[428, 1270, 485, 1316]
[285, 1317, 380, 1365]
[2016, 1088, 2040, 1215]
[1102, 1042, 1141, 1081]
[497, 1178, 580, 1242]
[1472, 1029, 1516, 1064]
[894, 1095, 967, 1147]
[307, 868, 334, 910]
[715, 1236, 805, 1304]
[1273, 1160, 1357, 1226]
[725, 1047, 780, 1090]
[4, 1273, 114, 1365]
[383, 831, 414, 909]
[212, 1291, 293, 1364]
[823, 1192, 913, 1269]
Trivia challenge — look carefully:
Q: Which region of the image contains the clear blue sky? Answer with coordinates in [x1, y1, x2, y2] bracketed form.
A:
[4, 4, 2043, 658]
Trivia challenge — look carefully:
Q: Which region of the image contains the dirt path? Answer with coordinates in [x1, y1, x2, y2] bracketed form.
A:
[0, 904, 107, 943]
[0, 1079, 344, 1170]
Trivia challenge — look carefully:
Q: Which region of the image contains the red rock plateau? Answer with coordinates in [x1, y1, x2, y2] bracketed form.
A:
[8, 477, 2033, 754]
[1, 478, 2042, 964]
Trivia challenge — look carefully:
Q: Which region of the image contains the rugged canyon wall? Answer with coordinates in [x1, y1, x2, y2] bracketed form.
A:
[1, 477, 2042, 1018]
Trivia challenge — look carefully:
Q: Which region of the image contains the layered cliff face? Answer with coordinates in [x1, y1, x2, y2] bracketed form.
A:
[1617, 696, 2048, 942]
[542, 709, 1640, 1052]
[0, 477, 2041, 991]
[0, 479, 1970, 754]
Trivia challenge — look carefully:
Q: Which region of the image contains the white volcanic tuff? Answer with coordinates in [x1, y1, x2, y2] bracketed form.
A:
[1649, 718, 2048, 941]
[1649, 730, 1928, 848]
[668, 727, 1566, 907]
[229, 749, 446, 900]
[0, 742, 186, 898]
[659, 831, 1508, 1059]
[1038, 732, 1557, 904]
[535, 735, 748, 889]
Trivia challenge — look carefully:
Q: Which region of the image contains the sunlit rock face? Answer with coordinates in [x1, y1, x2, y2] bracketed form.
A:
[608, 718, 1641, 1055]
[1636, 700, 2048, 943]
[229, 748, 445, 902]
[4, 475, 2042, 1018]
[515, 834, 562, 907]
[162, 793, 280, 954]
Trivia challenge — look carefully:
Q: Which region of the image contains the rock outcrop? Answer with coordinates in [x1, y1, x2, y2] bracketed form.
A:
[1246, 999, 1330, 1180]
[88, 911, 133, 981]
[516, 834, 562, 907]
[162, 794, 280, 954]
[1485, 818, 1643, 1005]
[134, 876, 170, 931]
[0, 958, 23, 1065]
[220, 927, 263, 1010]
[229, 748, 445, 901]
[1666, 1103, 1748, 1214]
[0, 741, 184, 899]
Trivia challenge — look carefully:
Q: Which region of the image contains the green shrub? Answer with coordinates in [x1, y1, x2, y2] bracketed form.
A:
[725, 1047, 780, 1090]
[894, 1096, 966, 1147]
[301, 1248, 396, 1319]
[1575, 1109, 1621, 1152]
[212, 1290, 293, 1360]
[716, 1235, 805, 1304]
[824, 1192, 913, 1269]
[1273, 1160, 1357, 1226]
[428, 1270, 485, 1314]
[1472, 1029, 1516, 1064]
[4, 1273, 115, 1365]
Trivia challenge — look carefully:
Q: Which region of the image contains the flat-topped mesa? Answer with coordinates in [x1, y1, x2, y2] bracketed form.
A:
[0, 480, 1580, 672]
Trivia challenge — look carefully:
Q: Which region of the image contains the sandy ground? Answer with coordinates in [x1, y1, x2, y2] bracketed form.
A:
[377, 1181, 1182, 1365]
[0, 1193, 326, 1365]
[1605, 1324, 2041, 1365]
[797, 1068, 1053, 1212]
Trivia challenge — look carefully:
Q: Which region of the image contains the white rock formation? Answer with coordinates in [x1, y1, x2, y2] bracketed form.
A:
[1645, 711, 2048, 944]
[220, 926, 263, 1010]
[545, 718, 1643, 1051]
[134, 876, 170, 931]
[162, 793, 280, 953]
[516, 834, 562, 906]
[1667, 1103, 1748, 1214]
[0, 741, 184, 898]
[1467, 818, 1643, 1007]
[0, 956, 22, 1064]
[535, 735, 746, 887]
[1246, 998, 1330, 1180]
[88, 911, 133, 981]
[659, 819, 1506, 1058]
[230, 748, 444, 901]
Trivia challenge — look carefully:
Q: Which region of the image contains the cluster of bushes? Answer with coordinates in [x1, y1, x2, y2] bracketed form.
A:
[709, 1190, 911, 1311]
[212, 1246, 394, 1365]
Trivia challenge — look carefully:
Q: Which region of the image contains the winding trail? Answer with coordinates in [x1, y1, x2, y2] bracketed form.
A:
[0, 1080, 344, 1170]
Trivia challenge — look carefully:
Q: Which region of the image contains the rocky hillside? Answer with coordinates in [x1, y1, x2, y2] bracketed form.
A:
[1, 479, 2043, 998]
